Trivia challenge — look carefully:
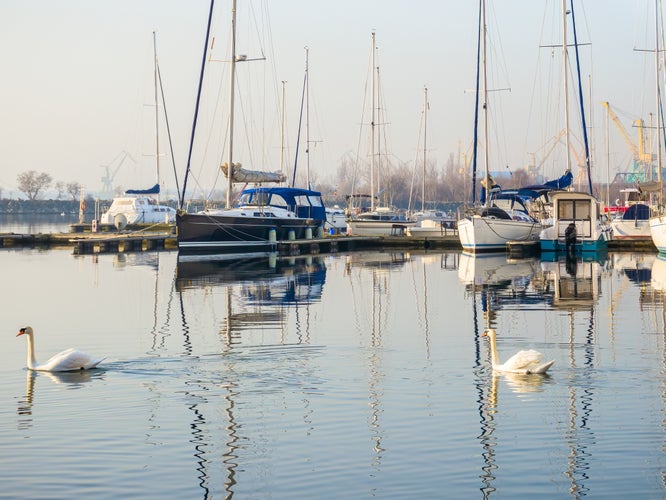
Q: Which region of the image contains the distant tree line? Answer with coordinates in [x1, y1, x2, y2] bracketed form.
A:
[4, 165, 630, 214]
[14, 170, 81, 201]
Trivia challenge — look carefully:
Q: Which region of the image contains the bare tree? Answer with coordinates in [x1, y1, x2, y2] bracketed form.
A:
[67, 182, 81, 200]
[55, 181, 65, 200]
[17, 170, 52, 200]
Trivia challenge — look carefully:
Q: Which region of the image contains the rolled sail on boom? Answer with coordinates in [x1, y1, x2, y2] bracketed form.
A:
[221, 162, 286, 184]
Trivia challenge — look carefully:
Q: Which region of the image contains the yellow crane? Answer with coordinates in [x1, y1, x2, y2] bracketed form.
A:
[601, 101, 652, 171]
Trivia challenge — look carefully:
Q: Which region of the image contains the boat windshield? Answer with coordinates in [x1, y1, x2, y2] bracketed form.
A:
[239, 191, 269, 205]
[308, 195, 324, 207]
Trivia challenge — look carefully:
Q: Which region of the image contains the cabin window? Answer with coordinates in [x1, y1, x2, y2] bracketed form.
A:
[558, 199, 591, 220]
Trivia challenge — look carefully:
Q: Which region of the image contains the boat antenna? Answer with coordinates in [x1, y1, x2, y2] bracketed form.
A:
[179, 0, 215, 210]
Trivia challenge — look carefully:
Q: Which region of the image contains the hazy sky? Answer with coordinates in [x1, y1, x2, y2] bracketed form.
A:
[0, 1, 658, 199]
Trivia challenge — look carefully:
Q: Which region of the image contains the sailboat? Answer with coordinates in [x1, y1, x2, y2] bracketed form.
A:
[457, 1, 540, 253]
[176, 0, 326, 257]
[538, 0, 611, 252]
[603, 102, 655, 241]
[100, 32, 176, 228]
[346, 32, 416, 237]
[407, 87, 457, 237]
[648, 0, 666, 252]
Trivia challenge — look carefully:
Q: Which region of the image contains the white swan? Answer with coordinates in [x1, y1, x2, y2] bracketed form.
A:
[482, 328, 554, 375]
[16, 326, 105, 372]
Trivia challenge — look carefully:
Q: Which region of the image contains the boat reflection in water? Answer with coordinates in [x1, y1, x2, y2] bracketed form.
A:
[650, 254, 666, 292]
[343, 250, 411, 273]
[462, 251, 545, 497]
[458, 252, 542, 320]
[173, 253, 327, 495]
[176, 254, 325, 301]
[539, 251, 608, 310]
[612, 252, 655, 286]
[463, 249, 611, 497]
[458, 252, 539, 287]
[176, 254, 326, 339]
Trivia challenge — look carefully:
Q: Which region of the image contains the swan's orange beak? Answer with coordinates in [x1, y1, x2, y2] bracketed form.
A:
[16, 328, 26, 337]
[482, 330, 488, 337]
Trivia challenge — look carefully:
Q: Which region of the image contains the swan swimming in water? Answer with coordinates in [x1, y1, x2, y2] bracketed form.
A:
[16, 326, 105, 372]
[482, 328, 554, 375]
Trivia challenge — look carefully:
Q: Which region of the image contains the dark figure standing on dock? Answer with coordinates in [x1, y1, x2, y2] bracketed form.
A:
[565, 222, 577, 259]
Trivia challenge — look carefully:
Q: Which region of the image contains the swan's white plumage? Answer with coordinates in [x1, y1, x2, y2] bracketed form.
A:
[16, 326, 105, 372]
[483, 328, 554, 375]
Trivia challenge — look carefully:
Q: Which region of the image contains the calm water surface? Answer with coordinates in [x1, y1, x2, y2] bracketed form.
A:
[0, 213, 79, 234]
[1, 243, 665, 498]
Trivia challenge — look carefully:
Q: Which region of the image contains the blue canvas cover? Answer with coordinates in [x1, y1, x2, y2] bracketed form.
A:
[622, 203, 650, 221]
[125, 183, 160, 195]
[240, 187, 326, 222]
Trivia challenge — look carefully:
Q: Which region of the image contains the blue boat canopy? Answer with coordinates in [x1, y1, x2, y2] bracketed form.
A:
[239, 186, 327, 222]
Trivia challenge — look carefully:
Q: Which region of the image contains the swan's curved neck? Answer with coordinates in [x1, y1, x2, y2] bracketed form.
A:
[25, 334, 37, 370]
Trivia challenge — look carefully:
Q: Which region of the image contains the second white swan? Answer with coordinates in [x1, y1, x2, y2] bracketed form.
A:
[482, 328, 554, 375]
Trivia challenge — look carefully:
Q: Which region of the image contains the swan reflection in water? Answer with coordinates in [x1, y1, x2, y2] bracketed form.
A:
[477, 359, 555, 497]
[17, 368, 105, 431]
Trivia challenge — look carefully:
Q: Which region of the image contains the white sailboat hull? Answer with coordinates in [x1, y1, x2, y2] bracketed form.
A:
[100, 196, 176, 225]
[346, 219, 416, 236]
[649, 215, 666, 253]
[458, 215, 539, 253]
[611, 218, 651, 240]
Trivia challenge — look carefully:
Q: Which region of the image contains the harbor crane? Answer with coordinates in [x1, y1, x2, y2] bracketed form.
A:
[601, 101, 652, 182]
[100, 150, 135, 195]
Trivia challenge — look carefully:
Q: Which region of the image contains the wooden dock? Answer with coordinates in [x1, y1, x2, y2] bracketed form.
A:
[0, 230, 655, 255]
[0, 230, 463, 255]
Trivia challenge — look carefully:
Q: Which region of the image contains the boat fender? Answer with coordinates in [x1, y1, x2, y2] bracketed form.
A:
[114, 213, 128, 231]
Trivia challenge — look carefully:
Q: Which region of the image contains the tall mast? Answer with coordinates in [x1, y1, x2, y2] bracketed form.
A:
[376, 65, 382, 206]
[481, 0, 490, 200]
[226, 0, 238, 209]
[422, 86, 428, 213]
[152, 31, 161, 202]
[563, 0, 572, 174]
[370, 31, 376, 211]
[656, 0, 663, 203]
[280, 80, 286, 176]
[305, 46, 311, 189]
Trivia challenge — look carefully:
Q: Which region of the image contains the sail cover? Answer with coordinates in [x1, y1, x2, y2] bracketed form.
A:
[221, 162, 286, 184]
[125, 183, 160, 195]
